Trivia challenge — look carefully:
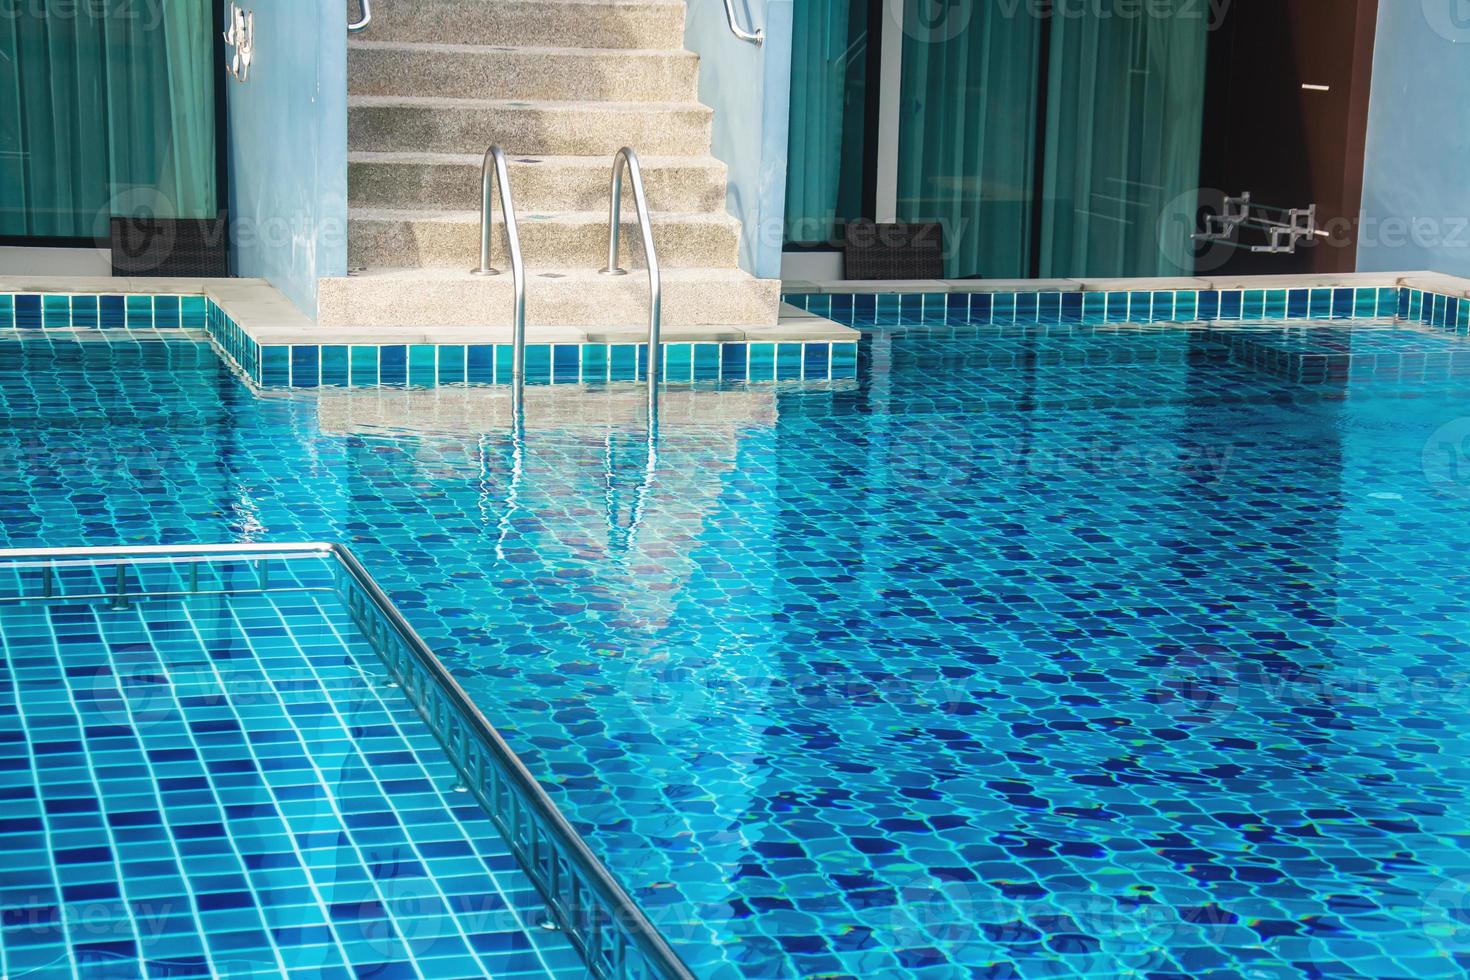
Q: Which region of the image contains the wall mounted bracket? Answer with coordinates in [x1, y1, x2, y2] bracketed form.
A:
[224, 4, 254, 83]
[1194, 192, 1319, 255]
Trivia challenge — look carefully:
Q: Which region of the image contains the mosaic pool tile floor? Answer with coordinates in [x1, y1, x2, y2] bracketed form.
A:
[8, 316, 1470, 977]
[0, 553, 579, 979]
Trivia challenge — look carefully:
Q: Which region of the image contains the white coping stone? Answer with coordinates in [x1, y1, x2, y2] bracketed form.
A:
[798, 279, 953, 294]
[1076, 277, 1213, 291]
[962, 278, 1080, 293]
[1196, 272, 1399, 291]
[0, 275, 222, 295]
[785, 271, 1470, 296]
[1399, 272, 1470, 299]
[586, 326, 747, 344]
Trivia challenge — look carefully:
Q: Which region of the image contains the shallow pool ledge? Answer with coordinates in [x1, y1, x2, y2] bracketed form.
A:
[0, 275, 860, 390]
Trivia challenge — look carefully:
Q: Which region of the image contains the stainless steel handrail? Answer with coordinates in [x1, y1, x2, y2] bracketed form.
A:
[599, 148, 662, 413]
[0, 542, 697, 980]
[722, 0, 764, 44]
[348, 0, 371, 32]
[0, 543, 333, 560]
[471, 145, 529, 421]
[329, 546, 695, 979]
[0, 543, 339, 606]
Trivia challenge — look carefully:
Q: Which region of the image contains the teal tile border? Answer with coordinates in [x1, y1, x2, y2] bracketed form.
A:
[19, 281, 1470, 390]
[240, 339, 860, 390]
[0, 293, 179, 332]
[216, 336, 859, 390]
[783, 285, 1413, 327]
[0, 290, 858, 390]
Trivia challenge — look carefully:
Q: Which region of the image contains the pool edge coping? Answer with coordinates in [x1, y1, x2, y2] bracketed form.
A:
[781, 270, 1470, 298]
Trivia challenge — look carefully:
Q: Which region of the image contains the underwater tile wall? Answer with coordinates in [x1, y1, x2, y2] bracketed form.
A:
[1401, 287, 1470, 329]
[206, 302, 261, 381]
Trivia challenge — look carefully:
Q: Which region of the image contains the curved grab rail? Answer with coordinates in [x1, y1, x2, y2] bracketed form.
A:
[722, 0, 764, 45]
[600, 148, 662, 413]
[471, 146, 528, 421]
[348, 0, 371, 32]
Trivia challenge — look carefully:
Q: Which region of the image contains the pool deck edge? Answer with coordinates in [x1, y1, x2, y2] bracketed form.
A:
[782, 270, 1470, 298]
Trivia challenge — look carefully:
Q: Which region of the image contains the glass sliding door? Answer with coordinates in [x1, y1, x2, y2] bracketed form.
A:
[895, 1, 1042, 279]
[785, 0, 874, 246]
[0, 1, 218, 240]
[1038, 11, 1208, 278]
[783, 0, 1210, 280]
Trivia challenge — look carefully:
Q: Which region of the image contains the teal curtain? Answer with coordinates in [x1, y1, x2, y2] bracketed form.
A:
[895, 0, 1041, 279]
[1038, 13, 1207, 277]
[0, 0, 216, 239]
[785, 0, 868, 245]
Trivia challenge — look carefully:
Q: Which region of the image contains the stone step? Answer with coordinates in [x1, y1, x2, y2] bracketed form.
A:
[348, 152, 728, 213]
[349, 95, 713, 156]
[363, 0, 687, 50]
[348, 208, 742, 270]
[348, 41, 699, 103]
[318, 267, 781, 329]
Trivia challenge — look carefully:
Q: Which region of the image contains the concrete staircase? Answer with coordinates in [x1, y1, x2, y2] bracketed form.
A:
[318, 0, 781, 333]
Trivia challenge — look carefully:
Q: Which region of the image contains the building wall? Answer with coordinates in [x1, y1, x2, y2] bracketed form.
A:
[225, 0, 348, 317]
[683, 0, 792, 281]
[1359, 3, 1470, 276]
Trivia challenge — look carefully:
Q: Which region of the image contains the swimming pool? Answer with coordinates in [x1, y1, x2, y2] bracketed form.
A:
[6, 306, 1470, 977]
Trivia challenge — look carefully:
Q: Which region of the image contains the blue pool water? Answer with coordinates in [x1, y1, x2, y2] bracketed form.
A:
[7, 316, 1470, 977]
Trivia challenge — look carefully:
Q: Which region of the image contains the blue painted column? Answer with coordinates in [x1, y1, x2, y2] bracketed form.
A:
[1359, 3, 1470, 277]
[225, 0, 349, 318]
[683, 0, 793, 281]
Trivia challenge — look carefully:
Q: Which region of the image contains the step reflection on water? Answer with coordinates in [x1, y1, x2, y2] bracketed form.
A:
[312, 382, 782, 438]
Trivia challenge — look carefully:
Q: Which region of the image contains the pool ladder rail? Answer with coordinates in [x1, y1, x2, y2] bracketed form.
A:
[473, 145, 664, 429]
[722, 0, 764, 44]
[599, 147, 663, 424]
[471, 145, 529, 421]
[348, 0, 370, 32]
